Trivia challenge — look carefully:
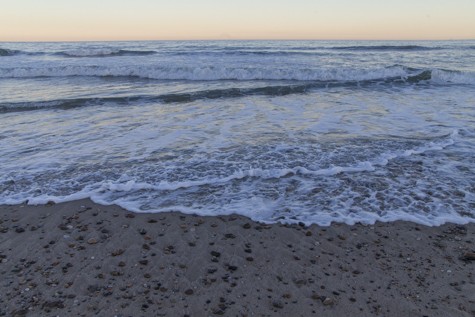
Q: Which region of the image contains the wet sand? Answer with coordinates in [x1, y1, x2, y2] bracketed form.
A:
[0, 199, 474, 316]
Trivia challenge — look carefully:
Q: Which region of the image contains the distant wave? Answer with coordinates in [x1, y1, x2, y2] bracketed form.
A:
[2, 44, 472, 58]
[0, 48, 48, 57]
[57, 49, 157, 57]
[0, 70, 447, 113]
[1, 64, 474, 85]
[160, 45, 473, 56]
[330, 45, 442, 51]
[58, 44, 475, 58]
[174, 45, 445, 52]
[0, 48, 21, 56]
[0, 65, 423, 81]
[169, 50, 327, 57]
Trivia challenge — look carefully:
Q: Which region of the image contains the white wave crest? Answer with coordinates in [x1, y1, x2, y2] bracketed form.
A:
[1, 64, 474, 85]
[0, 65, 411, 81]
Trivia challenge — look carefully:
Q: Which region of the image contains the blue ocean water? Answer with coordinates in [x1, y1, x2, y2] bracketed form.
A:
[0, 40, 474, 225]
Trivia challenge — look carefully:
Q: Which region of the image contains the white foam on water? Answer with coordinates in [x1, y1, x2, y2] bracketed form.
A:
[4, 128, 471, 227]
[0, 64, 411, 81]
[1, 64, 474, 86]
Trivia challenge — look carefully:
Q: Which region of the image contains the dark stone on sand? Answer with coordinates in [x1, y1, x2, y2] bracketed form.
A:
[87, 238, 98, 244]
[460, 252, 475, 261]
[226, 264, 238, 271]
[111, 270, 124, 276]
[139, 259, 149, 265]
[11, 309, 28, 317]
[211, 251, 221, 257]
[138, 228, 147, 235]
[57, 224, 68, 230]
[272, 300, 284, 309]
[184, 289, 194, 295]
[224, 233, 236, 239]
[207, 267, 218, 274]
[246, 257, 254, 262]
[111, 249, 124, 256]
[42, 300, 64, 309]
[125, 213, 135, 218]
[242, 223, 251, 229]
[164, 245, 175, 254]
[305, 230, 312, 236]
[15, 227, 25, 233]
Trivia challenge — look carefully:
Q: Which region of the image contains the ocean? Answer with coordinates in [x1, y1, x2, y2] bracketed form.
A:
[0, 40, 474, 226]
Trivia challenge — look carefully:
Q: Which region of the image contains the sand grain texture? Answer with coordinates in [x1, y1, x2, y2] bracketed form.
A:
[0, 199, 474, 316]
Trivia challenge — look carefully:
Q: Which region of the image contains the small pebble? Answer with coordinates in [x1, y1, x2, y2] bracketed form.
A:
[242, 223, 251, 229]
[272, 300, 284, 309]
[323, 297, 335, 306]
[211, 251, 221, 257]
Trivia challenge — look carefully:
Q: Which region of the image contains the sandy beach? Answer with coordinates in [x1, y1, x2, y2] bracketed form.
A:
[0, 199, 473, 316]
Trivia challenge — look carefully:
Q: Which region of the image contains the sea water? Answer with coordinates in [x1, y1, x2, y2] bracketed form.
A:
[0, 40, 474, 226]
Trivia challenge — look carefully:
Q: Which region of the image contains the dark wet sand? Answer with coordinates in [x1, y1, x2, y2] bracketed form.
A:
[0, 199, 474, 316]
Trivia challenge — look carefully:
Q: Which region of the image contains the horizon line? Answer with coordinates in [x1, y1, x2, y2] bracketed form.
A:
[1, 38, 474, 43]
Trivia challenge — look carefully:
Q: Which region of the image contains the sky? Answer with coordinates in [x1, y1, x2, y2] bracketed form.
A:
[1, 0, 474, 41]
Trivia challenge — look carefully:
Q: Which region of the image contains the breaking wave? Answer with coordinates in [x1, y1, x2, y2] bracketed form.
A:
[330, 45, 442, 51]
[0, 70, 445, 113]
[0, 48, 21, 56]
[57, 49, 157, 57]
[2, 64, 473, 84]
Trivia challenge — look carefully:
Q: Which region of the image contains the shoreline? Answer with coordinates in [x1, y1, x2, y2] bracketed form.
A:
[1, 199, 474, 316]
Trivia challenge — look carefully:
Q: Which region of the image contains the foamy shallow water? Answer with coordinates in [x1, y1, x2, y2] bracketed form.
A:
[1, 40, 474, 226]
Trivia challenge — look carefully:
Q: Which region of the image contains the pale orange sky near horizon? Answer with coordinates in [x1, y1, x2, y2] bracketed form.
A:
[1, 0, 474, 41]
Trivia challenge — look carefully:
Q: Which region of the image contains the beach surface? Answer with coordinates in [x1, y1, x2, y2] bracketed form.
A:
[0, 199, 474, 316]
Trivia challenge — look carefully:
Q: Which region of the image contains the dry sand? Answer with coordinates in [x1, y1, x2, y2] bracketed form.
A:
[0, 199, 474, 316]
